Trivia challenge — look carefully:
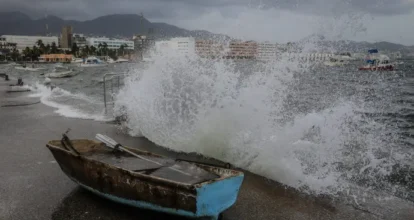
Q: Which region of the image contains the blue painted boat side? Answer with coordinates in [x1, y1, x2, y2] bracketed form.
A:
[73, 179, 200, 218]
[196, 175, 244, 217]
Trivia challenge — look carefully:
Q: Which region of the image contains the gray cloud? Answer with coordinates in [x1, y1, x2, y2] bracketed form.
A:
[0, 0, 414, 21]
[1, 0, 413, 44]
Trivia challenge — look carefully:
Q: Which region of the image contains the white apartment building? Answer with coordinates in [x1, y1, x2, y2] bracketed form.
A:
[154, 37, 196, 55]
[86, 37, 134, 50]
[257, 42, 278, 61]
[1, 35, 59, 50]
[0, 37, 17, 51]
[72, 33, 87, 48]
[292, 53, 334, 61]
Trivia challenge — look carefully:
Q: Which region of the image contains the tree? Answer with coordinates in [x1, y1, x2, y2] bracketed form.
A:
[36, 39, 45, 54]
[45, 44, 51, 54]
[102, 42, 108, 55]
[23, 47, 31, 58]
[97, 43, 103, 56]
[81, 45, 90, 57]
[51, 42, 58, 54]
[71, 43, 79, 56]
[31, 46, 41, 60]
[90, 46, 97, 55]
[119, 44, 127, 56]
[36, 39, 43, 47]
[119, 44, 124, 56]
[10, 49, 20, 61]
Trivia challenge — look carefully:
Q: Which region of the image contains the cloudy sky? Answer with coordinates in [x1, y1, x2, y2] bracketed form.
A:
[1, 0, 413, 45]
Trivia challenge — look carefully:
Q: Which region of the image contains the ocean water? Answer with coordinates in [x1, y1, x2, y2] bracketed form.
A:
[4, 54, 414, 203]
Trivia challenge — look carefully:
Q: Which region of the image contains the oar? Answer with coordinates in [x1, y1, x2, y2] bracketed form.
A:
[95, 134, 191, 176]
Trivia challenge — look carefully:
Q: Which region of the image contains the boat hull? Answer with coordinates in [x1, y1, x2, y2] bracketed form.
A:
[80, 64, 107, 67]
[359, 65, 394, 71]
[46, 71, 77, 78]
[46, 140, 244, 219]
[72, 176, 241, 220]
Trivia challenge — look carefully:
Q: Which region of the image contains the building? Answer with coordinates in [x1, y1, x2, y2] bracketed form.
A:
[61, 26, 73, 49]
[172, 37, 195, 55]
[39, 54, 73, 63]
[227, 41, 257, 59]
[154, 37, 196, 55]
[133, 35, 145, 51]
[0, 37, 17, 52]
[133, 35, 155, 49]
[132, 35, 156, 61]
[390, 52, 402, 59]
[72, 34, 87, 48]
[86, 37, 134, 50]
[257, 42, 278, 61]
[1, 35, 59, 50]
[290, 53, 334, 62]
[195, 40, 226, 58]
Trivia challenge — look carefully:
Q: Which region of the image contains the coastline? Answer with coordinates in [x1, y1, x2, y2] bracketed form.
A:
[0, 79, 413, 220]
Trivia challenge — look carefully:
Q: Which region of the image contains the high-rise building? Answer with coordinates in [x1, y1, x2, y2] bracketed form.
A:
[61, 26, 73, 49]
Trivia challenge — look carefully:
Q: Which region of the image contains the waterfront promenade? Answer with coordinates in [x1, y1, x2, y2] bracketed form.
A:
[0, 79, 413, 220]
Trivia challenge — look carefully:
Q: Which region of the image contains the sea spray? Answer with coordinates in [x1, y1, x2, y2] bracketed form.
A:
[111, 5, 414, 201]
[114, 46, 382, 197]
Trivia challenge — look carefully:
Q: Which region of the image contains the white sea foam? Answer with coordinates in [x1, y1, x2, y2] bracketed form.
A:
[28, 83, 111, 121]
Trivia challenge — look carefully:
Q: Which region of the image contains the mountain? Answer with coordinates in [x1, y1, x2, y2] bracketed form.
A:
[0, 12, 228, 40]
[1, 12, 411, 53]
[298, 34, 412, 53]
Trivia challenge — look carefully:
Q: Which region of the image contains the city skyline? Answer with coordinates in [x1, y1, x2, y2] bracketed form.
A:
[0, 0, 413, 45]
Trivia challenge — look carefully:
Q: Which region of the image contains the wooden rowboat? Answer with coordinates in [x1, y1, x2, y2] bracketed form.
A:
[46, 137, 244, 220]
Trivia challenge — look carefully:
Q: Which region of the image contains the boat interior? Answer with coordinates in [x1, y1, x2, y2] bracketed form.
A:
[47, 139, 240, 185]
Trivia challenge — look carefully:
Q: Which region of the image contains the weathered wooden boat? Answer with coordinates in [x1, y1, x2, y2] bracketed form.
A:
[46, 136, 244, 220]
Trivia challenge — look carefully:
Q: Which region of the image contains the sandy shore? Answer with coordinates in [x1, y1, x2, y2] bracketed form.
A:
[1, 79, 413, 220]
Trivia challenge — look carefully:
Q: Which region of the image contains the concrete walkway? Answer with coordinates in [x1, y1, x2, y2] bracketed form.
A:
[1, 79, 413, 220]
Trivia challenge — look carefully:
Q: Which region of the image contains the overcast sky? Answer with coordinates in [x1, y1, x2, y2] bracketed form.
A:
[1, 0, 412, 45]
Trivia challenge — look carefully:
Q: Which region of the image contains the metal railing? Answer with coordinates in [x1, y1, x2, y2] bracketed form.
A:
[103, 73, 130, 113]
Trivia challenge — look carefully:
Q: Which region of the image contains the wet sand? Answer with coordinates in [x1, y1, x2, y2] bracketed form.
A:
[1, 79, 413, 220]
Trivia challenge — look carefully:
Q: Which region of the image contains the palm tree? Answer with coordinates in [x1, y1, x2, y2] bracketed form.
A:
[102, 42, 108, 56]
[119, 44, 125, 56]
[90, 46, 97, 55]
[10, 49, 20, 61]
[31, 46, 41, 61]
[36, 39, 46, 54]
[36, 39, 44, 47]
[71, 43, 79, 56]
[23, 47, 31, 58]
[51, 42, 58, 54]
[81, 45, 90, 57]
[45, 44, 51, 54]
[97, 43, 103, 56]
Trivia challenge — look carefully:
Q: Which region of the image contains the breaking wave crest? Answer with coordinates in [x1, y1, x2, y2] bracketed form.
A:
[29, 83, 111, 121]
[114, 48, 412, 198]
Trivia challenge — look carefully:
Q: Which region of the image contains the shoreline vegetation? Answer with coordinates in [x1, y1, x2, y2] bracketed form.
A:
[0, 39, 133, 62]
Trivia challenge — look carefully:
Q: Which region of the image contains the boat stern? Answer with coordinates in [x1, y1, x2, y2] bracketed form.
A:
[195, 174, 244, 218]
